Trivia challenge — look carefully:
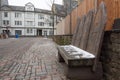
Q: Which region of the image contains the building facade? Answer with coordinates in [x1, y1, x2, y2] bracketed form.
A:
[0, 2, 54, 36]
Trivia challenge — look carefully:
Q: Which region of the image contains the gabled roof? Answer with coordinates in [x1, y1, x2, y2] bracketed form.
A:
[1, 5, 25, 11]
[25, 2, 34, 6]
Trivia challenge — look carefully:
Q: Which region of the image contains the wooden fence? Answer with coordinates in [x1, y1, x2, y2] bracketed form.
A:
[55, 0, 120, 35]
[71, 0, 95, 33]
[98, 0, 120, 30]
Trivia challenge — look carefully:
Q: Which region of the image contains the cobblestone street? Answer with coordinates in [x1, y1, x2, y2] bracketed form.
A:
[0, 38, 67, 80]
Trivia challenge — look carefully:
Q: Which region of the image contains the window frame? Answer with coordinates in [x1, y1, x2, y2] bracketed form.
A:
[27, 28, 33, 34]
[15, 21, 22, 25]
[4, 12, 8, 17]
[38, 22, 44, 26]
[3, 20, 9, 25]
[15, 12, 22, 18]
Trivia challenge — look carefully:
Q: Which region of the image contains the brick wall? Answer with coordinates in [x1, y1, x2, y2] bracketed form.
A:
[101, 30, 120, 80]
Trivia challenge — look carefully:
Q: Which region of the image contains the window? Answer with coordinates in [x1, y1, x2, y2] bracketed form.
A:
[27, 28, 33, 33]
[50, 16, 53, 19]
[38, 22, 44, 26]
[49, 23, 53, 26]
[25, 3, 34, 11]
[3, 20, 9, 25]
[27, 29, 29, 33]
[15, 13, 22, 18]
[27, 6, 33, 11]
[4, 12, 8, 17]
[27, 21, 33, 26]
[15, 21, 22, 25]
[38, 14, 44, 19]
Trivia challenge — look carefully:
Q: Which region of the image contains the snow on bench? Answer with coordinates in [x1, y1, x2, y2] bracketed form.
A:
[58, 45, 95, 67]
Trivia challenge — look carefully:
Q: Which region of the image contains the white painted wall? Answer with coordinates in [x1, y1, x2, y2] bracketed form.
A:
[0, 2, 60, 36]
[0, 10, 55, 36]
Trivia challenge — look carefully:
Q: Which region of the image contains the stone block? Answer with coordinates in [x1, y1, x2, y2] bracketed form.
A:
[110, 33, 119, 39]
[110, 38, 120, 43]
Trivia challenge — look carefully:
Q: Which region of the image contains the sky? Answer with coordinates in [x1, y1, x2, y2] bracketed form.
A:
[8, 0, 63, 10]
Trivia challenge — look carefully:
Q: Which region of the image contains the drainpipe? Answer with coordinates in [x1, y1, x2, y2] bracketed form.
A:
[52, 2, 55, 36]
[53, 11, 54, 35]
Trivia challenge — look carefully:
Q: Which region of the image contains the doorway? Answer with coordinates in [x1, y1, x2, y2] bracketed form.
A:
[44, 31, 47, 37]
[37, 29, 42, 36]
[15, 30, 22, 35]
[3, 30, 10, 36]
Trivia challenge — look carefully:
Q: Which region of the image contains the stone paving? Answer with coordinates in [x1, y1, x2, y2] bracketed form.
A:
[0, 38, 68, 80]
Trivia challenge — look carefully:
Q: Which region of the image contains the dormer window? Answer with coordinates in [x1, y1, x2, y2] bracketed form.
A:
[27, 6, 33, 10]
[25, 2, 35, 11]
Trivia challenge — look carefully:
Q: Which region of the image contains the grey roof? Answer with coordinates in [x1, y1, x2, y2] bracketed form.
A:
[0, 5, 52, 14]
[8, 5, 24, 11]
[53, 4, 66, 17]
[63, 0, 78, 14]
[35, 8, 52, 14]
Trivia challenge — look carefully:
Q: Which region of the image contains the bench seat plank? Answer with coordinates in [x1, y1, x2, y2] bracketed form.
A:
[58, 45, 95, 67]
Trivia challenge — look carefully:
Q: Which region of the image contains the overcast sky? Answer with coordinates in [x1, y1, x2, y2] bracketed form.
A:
[8, 0, 63, 10]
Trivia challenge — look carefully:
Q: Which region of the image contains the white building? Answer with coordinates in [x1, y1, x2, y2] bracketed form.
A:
[0, 2, 54, 36]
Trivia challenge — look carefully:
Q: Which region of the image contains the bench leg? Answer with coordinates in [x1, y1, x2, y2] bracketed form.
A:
[58, 52, 65, 62]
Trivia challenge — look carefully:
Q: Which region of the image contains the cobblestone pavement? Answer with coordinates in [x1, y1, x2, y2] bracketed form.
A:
[0, 38, 68, 80]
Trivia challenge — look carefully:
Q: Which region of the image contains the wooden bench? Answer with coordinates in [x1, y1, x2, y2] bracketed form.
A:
[57, 2, 107, 80]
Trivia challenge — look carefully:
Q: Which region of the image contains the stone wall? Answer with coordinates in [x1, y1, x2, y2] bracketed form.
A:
[53, 35, 72, 45]
[101, 30, 120, 80]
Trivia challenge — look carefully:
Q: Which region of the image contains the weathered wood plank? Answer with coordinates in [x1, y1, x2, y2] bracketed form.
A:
[79, 10, 94, 50]
[86, 2, 107, 56]
[71, 17, 81, 45]
[86, 2, 107, 71]
[74, 16, 86, 47]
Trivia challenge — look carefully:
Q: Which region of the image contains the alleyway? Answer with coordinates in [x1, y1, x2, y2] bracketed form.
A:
[0, 38, 67, 80]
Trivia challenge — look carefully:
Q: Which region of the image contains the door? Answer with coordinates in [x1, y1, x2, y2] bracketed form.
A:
[44, 31, 47, 37]
[15, 30, 22, 35]
[37, 29, 42, 36]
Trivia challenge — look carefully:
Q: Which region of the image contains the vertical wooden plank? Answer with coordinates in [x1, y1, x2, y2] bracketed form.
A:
[79, 10, 94, 50]
[86, 2, 107, 71]
[71, 17, 81, 45]
[74, 16, 86, 47]
[71, 8, 78, 34]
